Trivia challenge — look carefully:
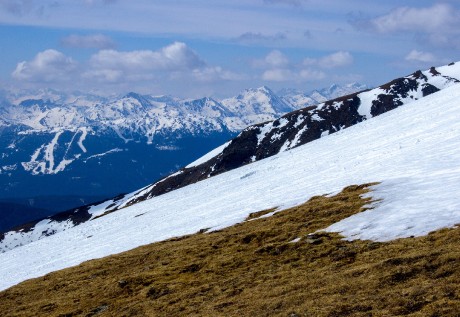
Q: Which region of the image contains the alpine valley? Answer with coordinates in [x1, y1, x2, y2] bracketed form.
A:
[0, 83, 365, 232]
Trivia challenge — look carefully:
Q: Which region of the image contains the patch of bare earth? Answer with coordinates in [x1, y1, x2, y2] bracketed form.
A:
[1, 183, 459, 316]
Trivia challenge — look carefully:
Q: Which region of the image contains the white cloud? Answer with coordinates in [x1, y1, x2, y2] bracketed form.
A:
[61, 34, 116, 49]
[84, 42, 207, 82]
[370, 4, 455, 34]
[405, 50, 436, 63]
[351, 4, 460, 50]
[262, 69, 293, 81]
[303, 51, 353, 69]
[254, 50, 289, 68]
[83, 42, 243, 83]
[10, 42, 241, 94]
[89, 42, 204, 71]
[265, 50, 289, 67]
[319, 51, 353, 68]
[255, 51, 293, 82]
[12, 49, 77, 82]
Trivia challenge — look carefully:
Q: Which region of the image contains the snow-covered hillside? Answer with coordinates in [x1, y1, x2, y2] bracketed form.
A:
[1, 76, 460, 291]
[1, 62, 458, 251]
[100, 63, 460, 209]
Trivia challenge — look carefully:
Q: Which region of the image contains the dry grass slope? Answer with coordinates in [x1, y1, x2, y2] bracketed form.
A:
[0, 183, 459, 317]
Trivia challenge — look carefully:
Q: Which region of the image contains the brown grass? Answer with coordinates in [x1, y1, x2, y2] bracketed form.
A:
[1, 183, 459, 317]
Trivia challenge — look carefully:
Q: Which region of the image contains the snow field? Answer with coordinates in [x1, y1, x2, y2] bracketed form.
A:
[1, 84, 460, 291]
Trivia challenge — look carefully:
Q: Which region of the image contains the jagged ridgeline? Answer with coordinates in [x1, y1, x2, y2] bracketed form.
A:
[124, 65, 458, 205]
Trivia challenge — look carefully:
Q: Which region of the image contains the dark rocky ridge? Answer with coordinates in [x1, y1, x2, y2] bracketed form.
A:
[126, 67, 454, 206]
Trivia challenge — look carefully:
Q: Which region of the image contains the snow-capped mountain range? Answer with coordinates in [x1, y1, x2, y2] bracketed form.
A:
[1, 62, 460, 291]
[1, 62, 459, 254]
[0, 84, 364, 138]
[279, 82, 367, 108]
[0, 83, 365, 224]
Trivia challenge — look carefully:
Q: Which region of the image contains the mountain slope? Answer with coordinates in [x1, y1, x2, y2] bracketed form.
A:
[1, 76, 460, 291]
[94, 63, 460, 210]
[1, 63, 458, 253]
[3, 183, 459, 316]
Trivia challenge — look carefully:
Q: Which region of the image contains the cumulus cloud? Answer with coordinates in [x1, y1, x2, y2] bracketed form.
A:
[82, 42, 242, 86]
[254, 50, 292, 82]
[11, 42, 240, 94]
[253, 50, 289, 68]
[405, 50, 436, 63]
[303, 51, 353, 69]
[350, 4, 460, 49]
[369, 4, 455, 34]
[265, 50, 289, 67]
[12, 49, 77, 82]
[61, 34, 116, 49]
[84, 42, 206, 82]
[255, 50, 331, 82]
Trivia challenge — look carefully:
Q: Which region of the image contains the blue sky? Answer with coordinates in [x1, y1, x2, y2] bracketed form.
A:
[0, 0, 459, 98]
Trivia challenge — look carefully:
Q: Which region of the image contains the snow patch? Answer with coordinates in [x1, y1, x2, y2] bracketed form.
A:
[357, 88, 385, 119]
[84, 148, 123, 162]
[77, 127, 88, 153]
[186, 141, 232, 168]
[311, 113, 324, 121]
[324, 174, 460, 241]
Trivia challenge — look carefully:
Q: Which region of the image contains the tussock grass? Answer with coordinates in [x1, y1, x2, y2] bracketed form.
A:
[1, 183, 459, 316]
